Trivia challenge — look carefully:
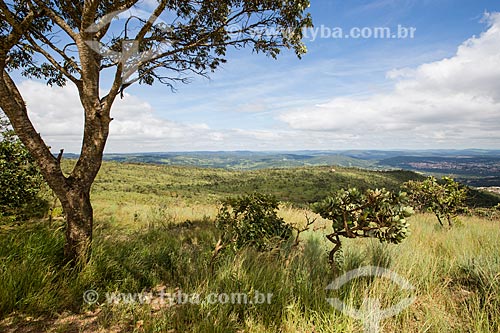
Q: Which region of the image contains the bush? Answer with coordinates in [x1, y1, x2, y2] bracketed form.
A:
[403, 176, 467, 227]
[215, 193, 292, 252]
[0, 114, 48, 221]
[313, 188, 413, 263]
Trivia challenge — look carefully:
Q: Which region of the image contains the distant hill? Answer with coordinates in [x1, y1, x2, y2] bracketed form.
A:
[81, 161, 500, 208]
[378, 155, 500, 187]
[60, 149, 500, 187]
[98, 151, 376, 170]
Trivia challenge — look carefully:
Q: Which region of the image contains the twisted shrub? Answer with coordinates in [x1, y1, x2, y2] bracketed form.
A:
[404, 176, 467, 227]
[313, 188, 413, 263]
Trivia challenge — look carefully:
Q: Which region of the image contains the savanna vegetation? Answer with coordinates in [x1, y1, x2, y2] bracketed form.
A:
[404, 177, 468, 227]
[0, 114, 48, 222]
[1, 159, 499, 332]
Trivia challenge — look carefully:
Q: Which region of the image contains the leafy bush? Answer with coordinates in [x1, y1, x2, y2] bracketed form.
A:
[403, 176, 467, 227]
[215, 193, 292, 252]
[0, 114, 48, 220]
[313, 188, 413, 263]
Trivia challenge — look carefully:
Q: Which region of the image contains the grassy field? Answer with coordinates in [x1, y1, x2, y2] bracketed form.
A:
[1, 161, 499, 332]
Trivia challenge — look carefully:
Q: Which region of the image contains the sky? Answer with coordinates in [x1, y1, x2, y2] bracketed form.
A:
[14, 0, 500, 153]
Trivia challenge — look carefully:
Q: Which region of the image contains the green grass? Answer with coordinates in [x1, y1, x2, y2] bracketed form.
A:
[1, 161, 499, 332]
[1, 215, 499, 332]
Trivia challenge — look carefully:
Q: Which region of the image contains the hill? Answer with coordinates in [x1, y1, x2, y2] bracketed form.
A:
[60, 150, 500, 187]
[99, 151, 376, 170]
[85, 161, 500, 211]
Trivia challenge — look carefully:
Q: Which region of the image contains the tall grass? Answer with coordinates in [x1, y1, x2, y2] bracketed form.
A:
[1, 211, 499, 332]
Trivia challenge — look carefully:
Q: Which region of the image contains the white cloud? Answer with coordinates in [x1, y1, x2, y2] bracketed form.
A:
[17, 78, 401, 152]
[280, 12, 500, 148]
[19, 80, 226, 152]
[20, 81, 331, 152]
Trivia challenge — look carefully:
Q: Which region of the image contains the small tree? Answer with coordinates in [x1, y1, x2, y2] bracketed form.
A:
[313, 188, 413, 263]
[0, 113, 47, 220]
[403, 176, 467, 227]
[214, 193, 292, 253]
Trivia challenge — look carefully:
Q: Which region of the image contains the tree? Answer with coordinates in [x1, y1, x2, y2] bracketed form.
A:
[313, 188, 413, 263]
[0, 112, 47, 220]
[403, 176, 467, 227]
[0, 0, 312, 263]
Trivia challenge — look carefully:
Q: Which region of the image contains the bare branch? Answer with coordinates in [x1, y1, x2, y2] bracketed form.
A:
[56, 148, 64, 163]
[100, 62, 123, 109]
[135, 0, 168, 41]
[291, 213, 317, 247]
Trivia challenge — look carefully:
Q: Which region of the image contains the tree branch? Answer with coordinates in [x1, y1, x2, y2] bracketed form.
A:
[135, 0, 168, 42]
[29, 30, 81, 73]
[81, 0, 99, 32]
[24, 35, 82, 86]
[0, 0, 36, 50]
[101, 62, 123, 109]
[32, 0, 80, 42]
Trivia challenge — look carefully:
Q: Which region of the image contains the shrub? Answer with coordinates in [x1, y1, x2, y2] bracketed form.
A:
[403, 176, 467, 227]
[0, 114, 48, 221]
[313, 188, 413, 263]
[214, 193, 292, 252]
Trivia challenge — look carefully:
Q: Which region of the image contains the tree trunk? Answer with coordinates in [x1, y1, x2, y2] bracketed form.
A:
[447, 215, 453, 228]
[1, 31, 116, 266]
[436, 214, 444, 227]
[61, 188, 93, 264]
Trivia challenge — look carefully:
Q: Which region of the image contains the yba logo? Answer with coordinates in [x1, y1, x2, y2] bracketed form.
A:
[326, 266, 416, 333]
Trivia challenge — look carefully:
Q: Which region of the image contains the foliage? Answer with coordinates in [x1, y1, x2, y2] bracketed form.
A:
[215, 193, 292, 252]
[313, 188, 413, 262]
[81, 158, 499, 208]
[466, 187, 500, 208]
[3, 1, 313, 87]
[404, 176, 467, 227]
[0, 114, 48, 220]
[85, 160, 428, 209]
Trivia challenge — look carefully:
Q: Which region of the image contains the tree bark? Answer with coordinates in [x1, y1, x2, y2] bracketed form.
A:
[61, 187, 93, 264]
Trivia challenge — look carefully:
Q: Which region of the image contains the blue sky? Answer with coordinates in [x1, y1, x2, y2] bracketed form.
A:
[17, 0, 500, 152]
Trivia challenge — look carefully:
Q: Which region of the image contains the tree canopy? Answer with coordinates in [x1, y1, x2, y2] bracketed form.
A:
[313, 188, 413, 263]
[404, 176, 467, 227]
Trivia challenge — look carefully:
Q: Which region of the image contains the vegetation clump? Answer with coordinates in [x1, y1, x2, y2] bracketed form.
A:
[215, 193, 292, 252]
[0, 115, 48, 221]
[313, 188, 413, 263]
[404, 176, 467, 227]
